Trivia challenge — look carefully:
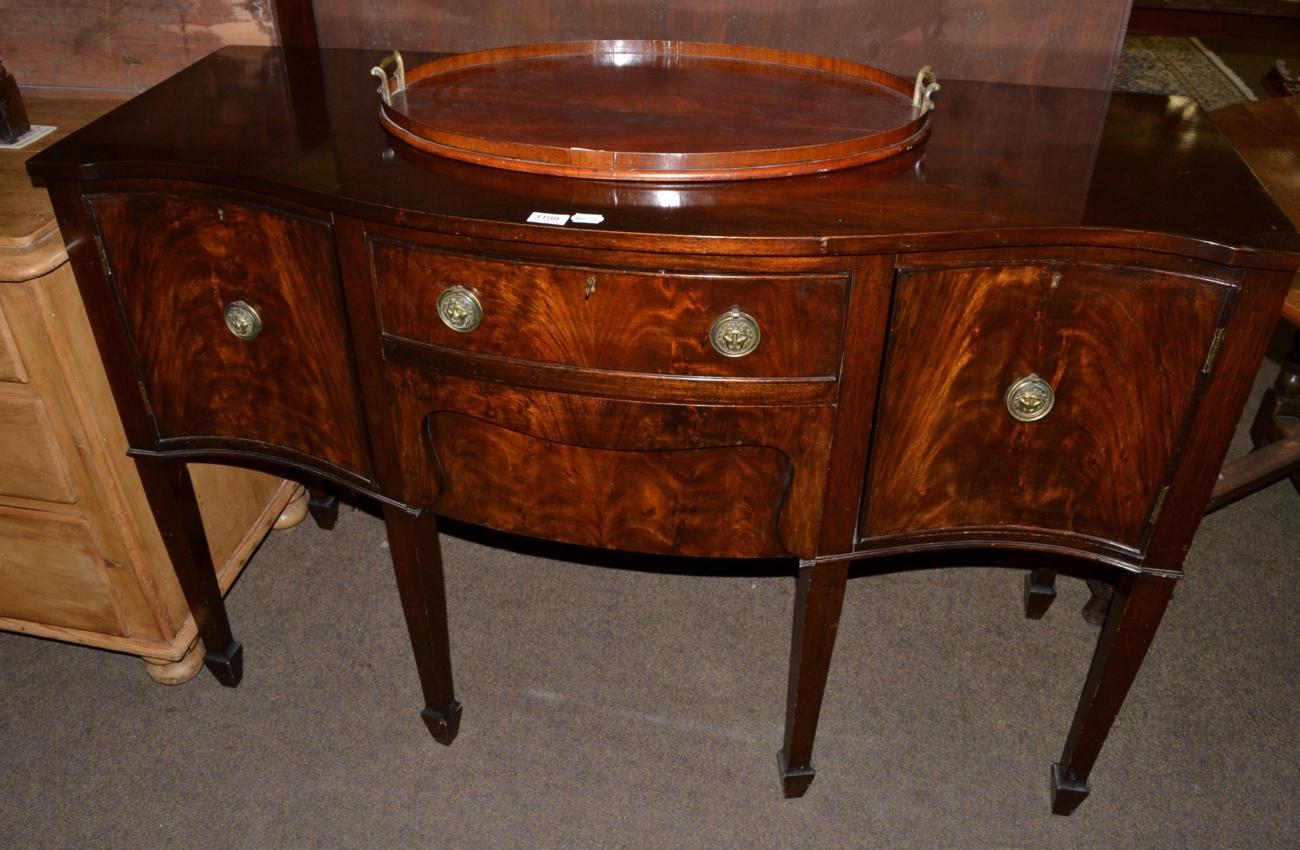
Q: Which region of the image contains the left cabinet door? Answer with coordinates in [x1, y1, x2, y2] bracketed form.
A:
[89, 192, 372, 481]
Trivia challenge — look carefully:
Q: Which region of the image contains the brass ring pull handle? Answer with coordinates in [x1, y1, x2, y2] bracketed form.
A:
[1005, 374, 1055, 422]
[710, 308, 761, 358]
[223, 300, 263, 341]
[436, 285, 483, 333]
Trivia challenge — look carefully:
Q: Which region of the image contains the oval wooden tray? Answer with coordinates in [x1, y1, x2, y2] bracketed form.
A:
[372, 41, 938, 182]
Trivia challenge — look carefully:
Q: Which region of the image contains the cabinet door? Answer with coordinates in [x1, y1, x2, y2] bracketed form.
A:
[862, 262, 1230, 553]
[90, 193, 371, 480]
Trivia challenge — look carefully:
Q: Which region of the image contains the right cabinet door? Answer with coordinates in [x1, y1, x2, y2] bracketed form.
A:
[862, 260, 1233, 554]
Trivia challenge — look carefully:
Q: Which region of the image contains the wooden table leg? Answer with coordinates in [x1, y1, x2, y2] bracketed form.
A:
[133, 456, 243, 686]
[382, 504, 461, 745]
[778, 559, 849, 798]
[1023, 567, 1058, 619]
[1051, 571, 1176, 815]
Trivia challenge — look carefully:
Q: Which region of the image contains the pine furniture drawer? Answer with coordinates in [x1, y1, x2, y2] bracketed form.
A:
[370, 239, 849, 379]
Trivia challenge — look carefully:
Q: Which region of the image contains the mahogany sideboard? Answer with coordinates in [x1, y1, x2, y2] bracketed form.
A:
[26, 46, 1300, 814]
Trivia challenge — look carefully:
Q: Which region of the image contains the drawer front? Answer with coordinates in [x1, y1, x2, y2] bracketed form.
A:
[91, 194, 371, 478]
[0, 506, 122, 634]
[863, 262, 1230, 550]
[0, 391, 77, 504]
[371, 240, 847, 379]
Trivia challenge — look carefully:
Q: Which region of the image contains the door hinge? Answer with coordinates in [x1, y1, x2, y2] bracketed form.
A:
[93, 234, 112, 279]
[1202, 327, 1226, 374]
[1148, 485, 1171, 525]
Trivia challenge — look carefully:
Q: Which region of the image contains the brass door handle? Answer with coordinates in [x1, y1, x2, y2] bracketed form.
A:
[709, 308, 761, 358]
[436, 286, 483, 333]
[224, 300, 263, 340]
[1005, 374, 1055, 422]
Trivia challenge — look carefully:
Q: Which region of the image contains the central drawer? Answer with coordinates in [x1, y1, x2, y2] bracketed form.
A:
[370, 239, 848, 379]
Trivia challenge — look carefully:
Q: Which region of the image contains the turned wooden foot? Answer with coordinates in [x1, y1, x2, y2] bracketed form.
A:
[1023, 568, 1058, 619]
[273, 485, 309, 530]
[143, 640, 206, 685]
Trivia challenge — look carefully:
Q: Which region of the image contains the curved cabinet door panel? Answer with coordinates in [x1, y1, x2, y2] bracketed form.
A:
[862, 262, 1230, 552]
[90, 193, 371, 479]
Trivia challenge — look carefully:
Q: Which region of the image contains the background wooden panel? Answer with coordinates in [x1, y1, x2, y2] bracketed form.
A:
[0, 0, 276, 95]
[312, 0, 1133, 89]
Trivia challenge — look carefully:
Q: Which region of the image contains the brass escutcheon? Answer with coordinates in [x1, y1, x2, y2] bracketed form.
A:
[1005, 374, 1055, 422]
[436, 285, 483, 332]
[223, 300, 262, 341]
[709, 308, 761, 358]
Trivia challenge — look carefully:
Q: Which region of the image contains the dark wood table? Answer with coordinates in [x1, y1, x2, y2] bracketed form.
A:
[26, 46, 1300, 815]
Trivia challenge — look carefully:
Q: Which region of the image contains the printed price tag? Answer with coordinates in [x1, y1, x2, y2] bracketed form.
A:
[527, 211, 571, 225]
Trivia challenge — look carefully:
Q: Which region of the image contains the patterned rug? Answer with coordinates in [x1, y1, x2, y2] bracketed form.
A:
[1116, 35, 1257, 110]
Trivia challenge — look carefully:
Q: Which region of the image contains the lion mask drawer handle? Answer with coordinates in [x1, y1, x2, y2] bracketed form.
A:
[709, 308, 761, 358]
[437, 286, 483, 333]
[223, 300, 263, 341]
[1005, 374, 1055, 422]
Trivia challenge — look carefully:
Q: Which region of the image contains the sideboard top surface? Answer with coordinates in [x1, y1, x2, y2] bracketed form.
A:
[26, 46, 1300, 269]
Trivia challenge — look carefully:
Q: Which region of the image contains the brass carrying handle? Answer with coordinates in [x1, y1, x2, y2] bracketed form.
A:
[371, 51, 406, 106]
[224, 300, 263, 341]
[912, 66, 940, 112]
[1005, 374, 1054, 422]
[709, 308, 761, 358]
[437, 286, 483, 333]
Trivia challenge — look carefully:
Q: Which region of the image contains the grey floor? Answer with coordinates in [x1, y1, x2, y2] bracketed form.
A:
[2, 333, 1298, 850]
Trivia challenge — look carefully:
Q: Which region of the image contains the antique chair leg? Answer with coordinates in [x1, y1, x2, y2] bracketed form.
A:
[778, 560, 849, 798]
[382, 504, 461, 745]
[307, 486, 341, 530]
[1051, 571, 1176, 815]
[134, 456, 243, 686]
[1249, 328, 1300, 492]
[1023, 567, 1058, 619]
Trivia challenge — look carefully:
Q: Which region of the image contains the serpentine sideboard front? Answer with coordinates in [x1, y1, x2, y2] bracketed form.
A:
[26, 46, 1300, 814]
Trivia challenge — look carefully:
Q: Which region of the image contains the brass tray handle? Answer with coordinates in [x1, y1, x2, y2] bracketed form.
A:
[437, 286, 483, 333]
[224, 300, 263, 341]
[913, 66, 940, 112]
[371, 51, 406, 106]
[710, 308, 761, 358]
[1005, 374, 1055, 422]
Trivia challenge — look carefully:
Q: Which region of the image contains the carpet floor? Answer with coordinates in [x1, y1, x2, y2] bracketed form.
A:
[1, 336, 1298, 848]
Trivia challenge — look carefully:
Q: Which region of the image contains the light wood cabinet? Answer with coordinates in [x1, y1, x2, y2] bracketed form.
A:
[0, 99, 300, 683]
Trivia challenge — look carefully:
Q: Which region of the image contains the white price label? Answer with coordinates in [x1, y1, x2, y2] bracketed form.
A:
[527, 211, 571, 225]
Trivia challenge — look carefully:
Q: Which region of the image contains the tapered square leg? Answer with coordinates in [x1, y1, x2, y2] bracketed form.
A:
[1023, 568, 1058, 619]
[134, 456, 242, 688]
[1051, 571, 1175, 815]
[307, 487, 340, 530]
[383, 505, 461, 746]
[778, 560, 848, 798]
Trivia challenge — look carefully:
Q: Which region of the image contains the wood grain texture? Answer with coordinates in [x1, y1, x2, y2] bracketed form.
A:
[2, 0, 274, 94]
[864, 260, 1230, 550]
[0, 302, 27, 382]
[313, 0, 1132, 89]
[372, 239, 847, 379]
[386, 367, 834, 559]
[429, 412, 792, 558]
[90, 192, 372, 479]
[0, 391, 78, 504]
[0, 506, 122, 634]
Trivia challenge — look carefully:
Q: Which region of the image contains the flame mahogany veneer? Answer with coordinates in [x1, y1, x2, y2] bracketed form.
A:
[26, 46, 1300, 814]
